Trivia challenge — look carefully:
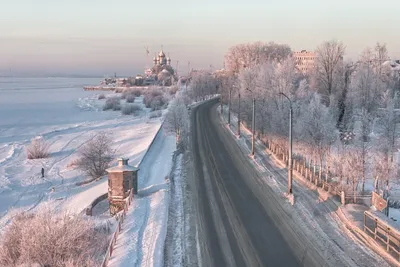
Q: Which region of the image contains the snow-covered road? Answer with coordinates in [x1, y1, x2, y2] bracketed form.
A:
[219, 105, 390, 267]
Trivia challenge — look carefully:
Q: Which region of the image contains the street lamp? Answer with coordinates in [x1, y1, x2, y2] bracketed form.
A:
[250, 97, 256, 156]
[237, 90, 241, 136]
[245, 87, 256, 157]
[228, 85, 232, 125]
[279, 92, 293, 195]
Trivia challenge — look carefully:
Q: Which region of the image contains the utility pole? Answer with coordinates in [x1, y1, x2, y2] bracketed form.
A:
[251, 97, 256, 156]
[228, 88, 232, 125]
[279, 92, 293, 195]
[237, 92, 241, 136]
[245, 84, 256, 156]
[186, 61, 190, 91]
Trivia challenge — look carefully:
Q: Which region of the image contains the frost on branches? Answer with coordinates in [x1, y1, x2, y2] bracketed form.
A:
[217, 40, 400, 199]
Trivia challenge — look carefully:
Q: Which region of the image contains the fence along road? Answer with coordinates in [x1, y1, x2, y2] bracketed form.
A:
[191, 99, 328, 267]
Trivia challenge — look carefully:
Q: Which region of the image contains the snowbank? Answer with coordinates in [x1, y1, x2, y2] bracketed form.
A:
[108, 129, 176, 267]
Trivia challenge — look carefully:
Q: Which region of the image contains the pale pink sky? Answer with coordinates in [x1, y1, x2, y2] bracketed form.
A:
[1, 0, 399, 76]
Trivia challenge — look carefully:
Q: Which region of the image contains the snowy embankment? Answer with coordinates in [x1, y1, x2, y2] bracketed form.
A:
[0, 91, 163, 231]
[108, 128, 176, 267]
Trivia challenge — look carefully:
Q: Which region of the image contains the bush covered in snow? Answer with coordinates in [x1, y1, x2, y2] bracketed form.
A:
[143, 88, 169, 111]
[132, 88, 143, 97]
[0, 206, 109, 267]
[126, 94, 136, 103]
[149, 110, 162, 118]
[98, 94, 106, 100]
[26, 137, 49, 159]
[103, 97, 121, 111]
[121, 103, 142, 115]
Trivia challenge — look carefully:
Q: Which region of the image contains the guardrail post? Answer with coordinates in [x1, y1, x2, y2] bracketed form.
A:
[341, 191, 345, 205]
[387, 228, 390, 252]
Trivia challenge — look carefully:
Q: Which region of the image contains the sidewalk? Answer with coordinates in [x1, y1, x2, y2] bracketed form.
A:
[218, 105, 395, 267]
[108, 129, 176, 267]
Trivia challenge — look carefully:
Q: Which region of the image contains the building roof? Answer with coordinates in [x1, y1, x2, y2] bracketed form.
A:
[159, 50, 165, 57]
[106, 158, 138, 173]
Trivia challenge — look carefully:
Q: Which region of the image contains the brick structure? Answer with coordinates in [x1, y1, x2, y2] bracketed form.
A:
[293, 50, 317, 73]
[106, 158, 139, 215]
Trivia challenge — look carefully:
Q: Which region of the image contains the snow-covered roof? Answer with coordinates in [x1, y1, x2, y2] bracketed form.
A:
[383, 60, 400, 72]
[106, 158, 138, 173]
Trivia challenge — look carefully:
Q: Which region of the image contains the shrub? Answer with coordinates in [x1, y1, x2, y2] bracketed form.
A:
[121, 104, 142, 115]
[150, 95, 164, 111]
[143, 88, 163, 108]
[76, 132, 113, 179]
[149, 110, 162, 118]
[0, 206, 108, 267]
[103, 97, 121, 111]
[26, 137, 49, 159]
[143, 88, 170, 111]
[115, 88, 124, 93]
[121, 89, 131, 100]
[132, 88, 143, 97]
[98, 94, 106, 100]
[168, 86, 178, 95]
[126, 94, 136, 103]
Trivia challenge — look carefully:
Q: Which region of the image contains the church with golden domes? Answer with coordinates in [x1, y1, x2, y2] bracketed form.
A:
[153, 49, 171, 66]
[143, 47, 175, 86]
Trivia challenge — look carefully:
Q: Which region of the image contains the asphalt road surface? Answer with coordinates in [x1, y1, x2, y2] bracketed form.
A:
[191, 99, 330, 267]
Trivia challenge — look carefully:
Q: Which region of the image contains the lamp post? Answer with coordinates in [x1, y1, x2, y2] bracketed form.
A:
[237, 91, 241, 136]
[251, 97, 255, 156]
[279, 92, 293, 195]
[228, 87, 232, 125]
[245, 86, 256, 157]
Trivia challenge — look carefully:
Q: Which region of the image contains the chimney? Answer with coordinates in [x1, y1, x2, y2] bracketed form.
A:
[118, 158, 128, 166]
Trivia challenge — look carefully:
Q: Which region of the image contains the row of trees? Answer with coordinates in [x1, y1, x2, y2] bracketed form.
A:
[214, 41, 400, 198]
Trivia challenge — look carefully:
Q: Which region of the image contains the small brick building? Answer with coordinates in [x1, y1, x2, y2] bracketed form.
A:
[106, 158, 139, 215]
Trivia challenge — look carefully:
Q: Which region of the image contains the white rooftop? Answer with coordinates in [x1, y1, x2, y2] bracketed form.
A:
[106, 158, 138, 173]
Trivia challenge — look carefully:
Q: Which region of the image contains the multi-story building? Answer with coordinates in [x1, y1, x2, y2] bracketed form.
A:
[293, 50, 316, 73]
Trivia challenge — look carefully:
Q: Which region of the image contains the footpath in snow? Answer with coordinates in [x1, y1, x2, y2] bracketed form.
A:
[108, 128, 176, 267]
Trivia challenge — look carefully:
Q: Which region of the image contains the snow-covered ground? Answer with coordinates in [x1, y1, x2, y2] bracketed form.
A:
[108, 128, 176, 267]
[0, 77, 163, 231]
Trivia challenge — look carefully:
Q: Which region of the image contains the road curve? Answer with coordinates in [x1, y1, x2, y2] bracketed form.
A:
[191, 99, 329, 267]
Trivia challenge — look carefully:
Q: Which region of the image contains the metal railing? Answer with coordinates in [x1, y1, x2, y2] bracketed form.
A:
[364, 210, 400, 261]
[100, 189, 134, 267]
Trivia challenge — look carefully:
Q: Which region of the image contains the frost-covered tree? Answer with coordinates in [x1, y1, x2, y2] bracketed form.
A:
[189, 71, 217, 101]
[224, 42, 292, 74]
[76, 132, 114, 180]
[373, 43, 390, 80]
[296, 94, 338, 181]
[0, 206, 108, 267]
[164, 95, 190, 150]
[315, 40, 346, 105]
[375, 93, 398, 189]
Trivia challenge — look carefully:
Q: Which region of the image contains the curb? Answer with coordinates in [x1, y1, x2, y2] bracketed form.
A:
[137, 119, 165, 168]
